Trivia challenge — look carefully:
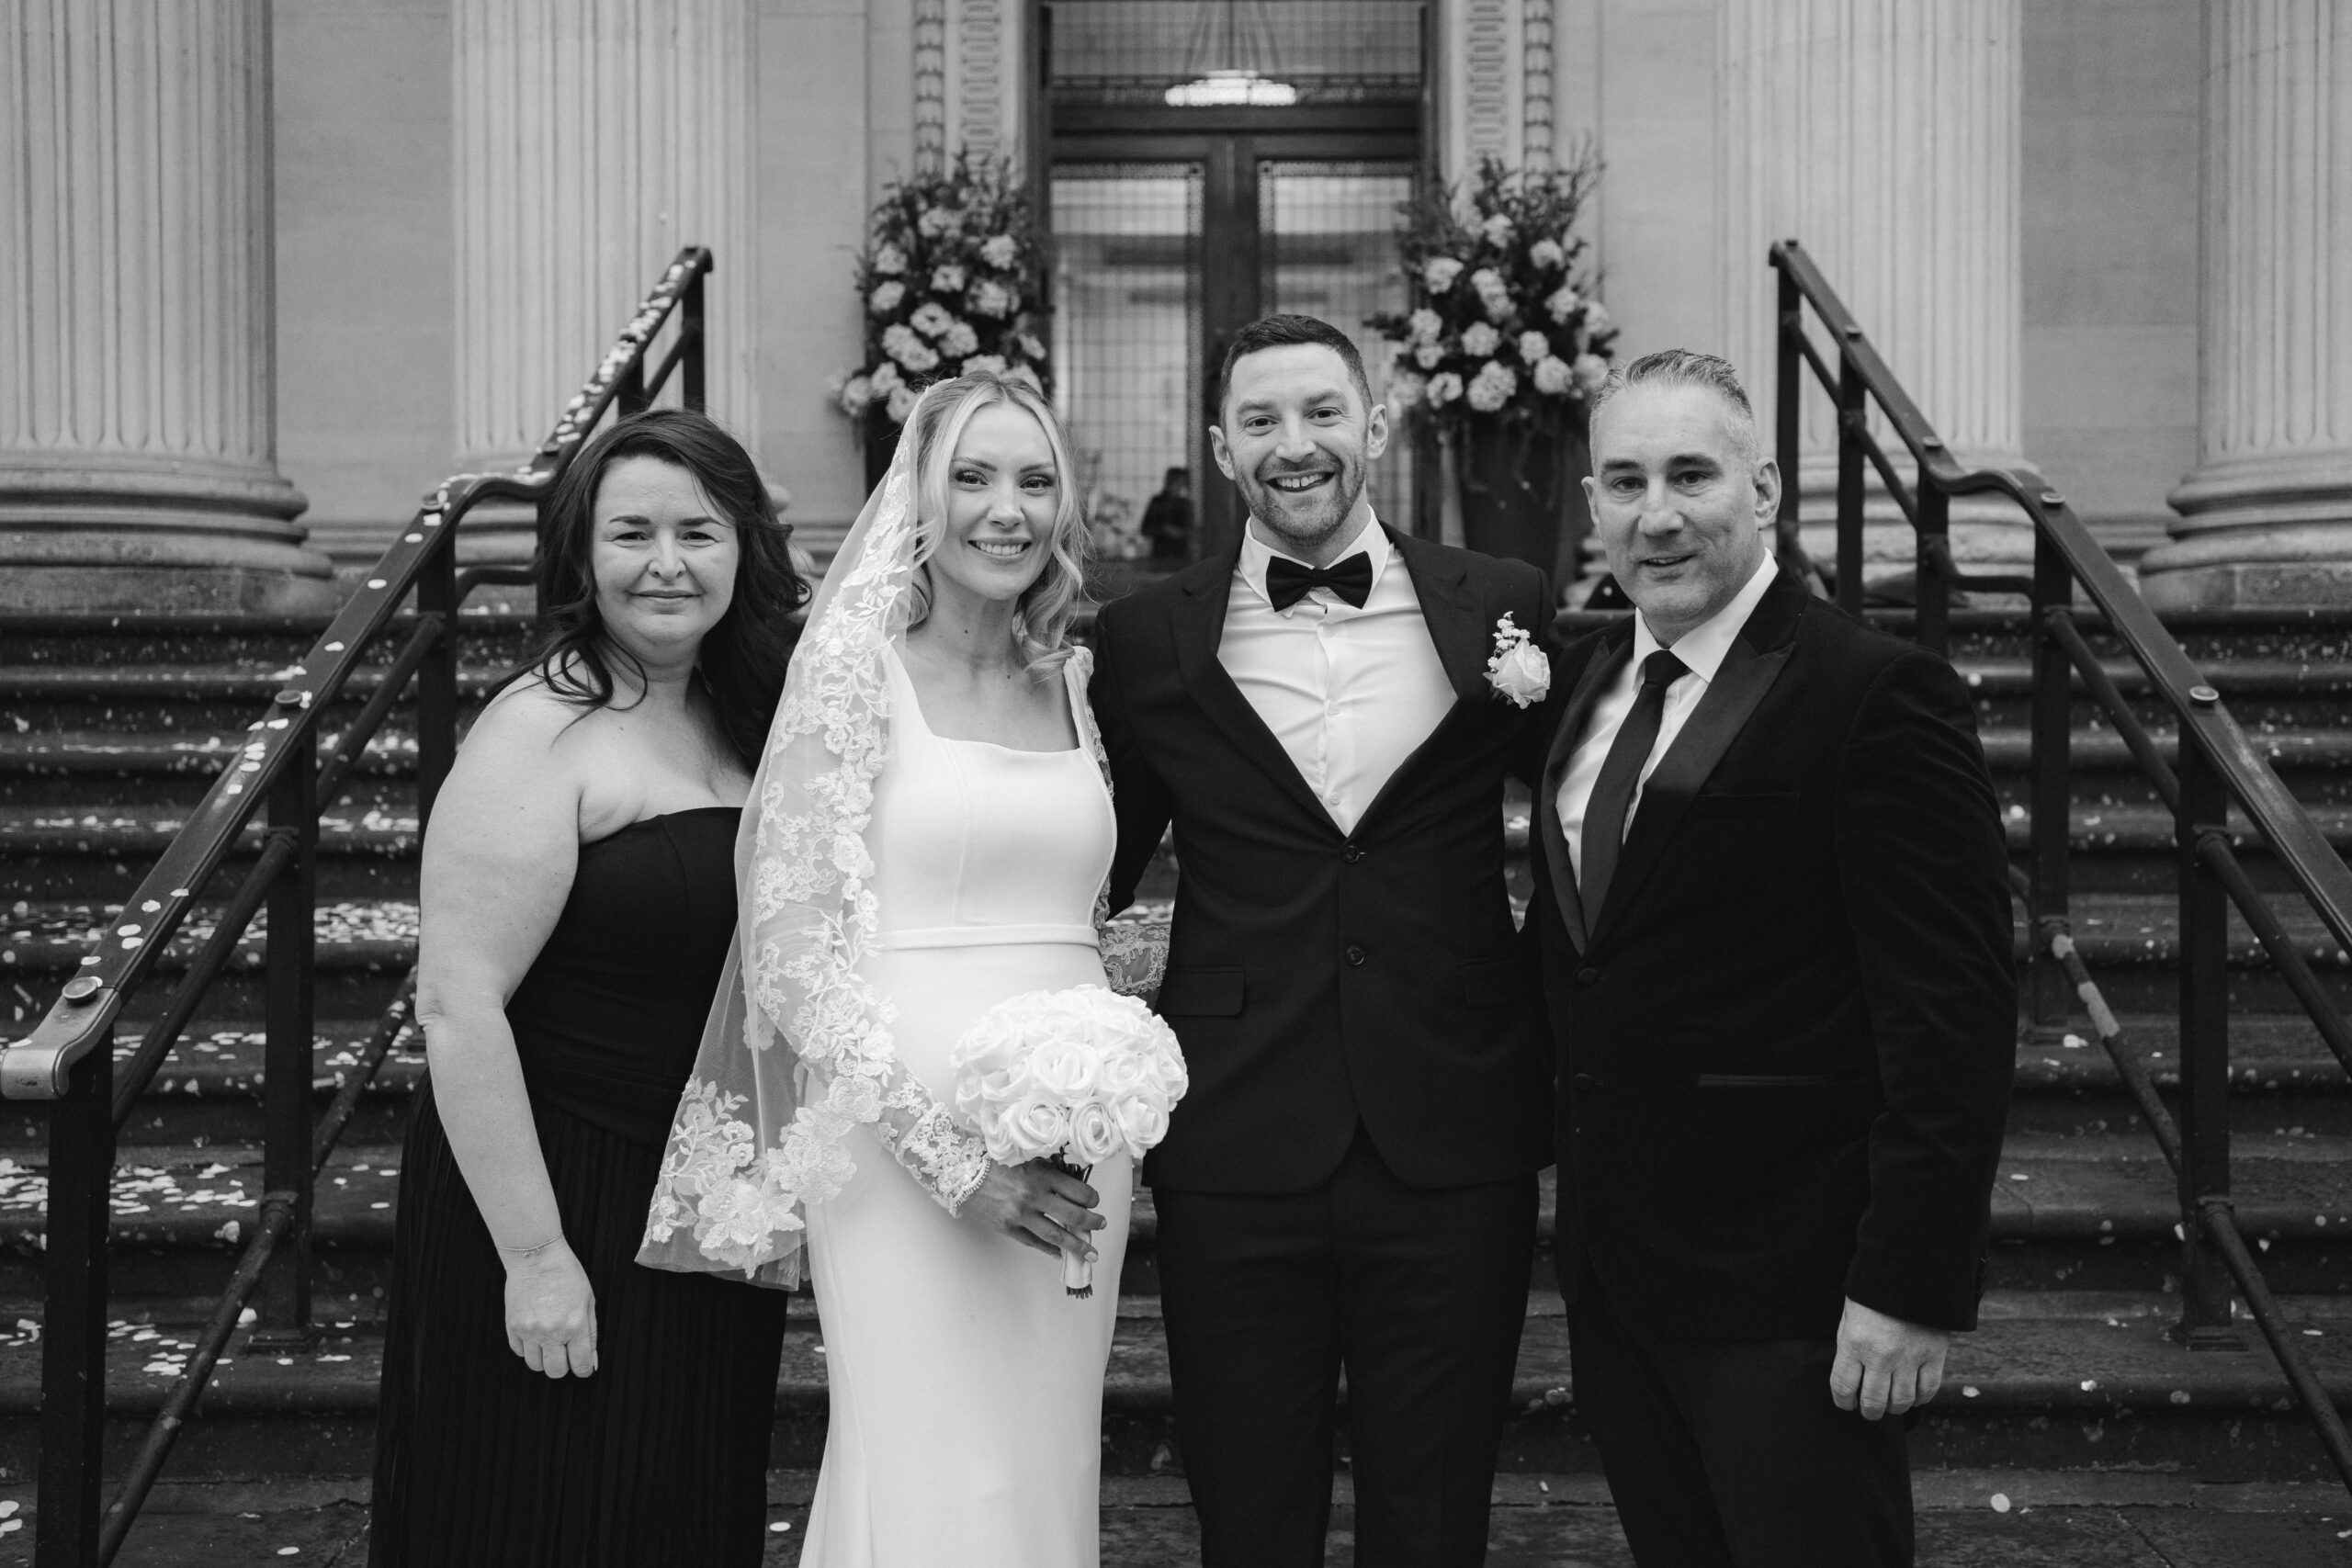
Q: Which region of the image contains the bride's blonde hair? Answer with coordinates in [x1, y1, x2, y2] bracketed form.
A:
[904, 371, 1090, 671]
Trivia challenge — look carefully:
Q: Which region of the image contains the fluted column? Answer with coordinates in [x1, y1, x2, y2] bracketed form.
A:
[0, 1, 331, 614]
[454, 0, 759, 563]
[2142, 2, 2352, 608]
[1722, 0, 2030, 585]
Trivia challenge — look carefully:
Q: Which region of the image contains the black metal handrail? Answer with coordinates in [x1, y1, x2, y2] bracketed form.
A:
[3, 247, 714, 1567]
[1774, 238, 2352, 1494]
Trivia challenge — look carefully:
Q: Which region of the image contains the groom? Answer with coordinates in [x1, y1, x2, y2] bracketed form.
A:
[1534, 350, 2014, 1565]
[1090, 313, 1558, 1566]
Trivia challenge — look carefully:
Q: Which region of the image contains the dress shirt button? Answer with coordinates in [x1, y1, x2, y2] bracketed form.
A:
[1571, 1072, 1603, 1094]
[1574, 966, 1600, 987]
[1345, 944, 1367, 966]
[1342, 842, 1363, 863]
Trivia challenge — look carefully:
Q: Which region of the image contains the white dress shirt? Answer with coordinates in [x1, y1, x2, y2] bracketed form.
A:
[1555, 554, 1780, 880]
[1219, 514, 1458, 834]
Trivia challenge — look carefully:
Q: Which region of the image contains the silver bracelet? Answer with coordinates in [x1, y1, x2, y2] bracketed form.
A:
[496, 1234, 563, 1259]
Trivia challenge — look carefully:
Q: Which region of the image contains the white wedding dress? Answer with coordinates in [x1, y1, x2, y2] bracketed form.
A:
[797, 642, 1132, 1567]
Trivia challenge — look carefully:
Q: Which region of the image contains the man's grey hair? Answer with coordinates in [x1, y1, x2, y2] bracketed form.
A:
[1588, 348, 1763, 468]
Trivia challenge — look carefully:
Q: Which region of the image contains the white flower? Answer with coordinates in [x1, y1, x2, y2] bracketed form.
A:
[979, 233, 1020, 269]
[1028, 1038, 1102, 1101]
[1069, 1100, 1124, 1166]
[917, 206, 965, 238]
[1517, 330, 1552, 365]
[1470, 267, 1514, 321]
[1017, 331, 1047, 360]
[910, 301, 956, 338]
[1001, 1098, 1071, 1160]
[962, 353, 1008, 378]
[1465, 360, 1517, 413]
[1486, 614, 1551, 707]
[1423, 255, 1464, 293]
[886, 385, 919, 422]
[1461, 321, 1500, 358]
[1408, 307, 1443, 342]
[1572, 352, 1610, 396]
[1529, 237, 1566, 270]
[1544, 283, 1581, 324]
[1387, 373, 1426, 414]
[1482, 213, 1515, 247]
[939, 320, 979, 357]
[931, 264, 967, 293]
[873, 243, 908, 276]
[867, 280, 906, 315]
[1426, 370, 1464, 406]
[1584, 300, 1612, 333]
[867, 361, 903, 396]
[836, 373, 874, 416]
[1532, 355, 1574, 396]
[969, 278, 1018, 318]
[881, 323, 935, 371]
[1112, 1094, 1170, 1156]
[1414, 341, 1445, 371]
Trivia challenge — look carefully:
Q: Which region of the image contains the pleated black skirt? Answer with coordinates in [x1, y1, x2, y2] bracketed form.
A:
[368, 1082, 790, 1567]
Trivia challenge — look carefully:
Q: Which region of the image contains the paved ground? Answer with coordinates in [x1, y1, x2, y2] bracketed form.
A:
[2, 1472, 2346, 1565]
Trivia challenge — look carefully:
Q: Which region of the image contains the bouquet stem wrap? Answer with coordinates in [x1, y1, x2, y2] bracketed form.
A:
[950, 987, 1190, 1301]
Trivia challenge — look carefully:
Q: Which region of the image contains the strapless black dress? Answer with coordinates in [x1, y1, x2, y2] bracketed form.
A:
[369, 808, 787, 1567]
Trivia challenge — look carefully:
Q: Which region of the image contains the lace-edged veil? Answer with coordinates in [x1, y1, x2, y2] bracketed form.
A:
[635, 408, 932, 1289]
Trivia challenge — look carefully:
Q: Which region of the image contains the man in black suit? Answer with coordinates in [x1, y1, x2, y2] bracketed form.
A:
[1091, 314, 1557, 1566]
[1533, 349, 2014, 1566]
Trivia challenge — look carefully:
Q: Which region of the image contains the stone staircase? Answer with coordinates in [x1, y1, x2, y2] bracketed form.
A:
[4, 605, 2352, 1532]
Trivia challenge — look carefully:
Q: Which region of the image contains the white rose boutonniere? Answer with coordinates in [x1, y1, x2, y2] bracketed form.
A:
[1487, 614, 1551, 707]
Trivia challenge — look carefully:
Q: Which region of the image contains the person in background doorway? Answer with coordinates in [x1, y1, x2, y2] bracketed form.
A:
[1140, 466, 1194, 563]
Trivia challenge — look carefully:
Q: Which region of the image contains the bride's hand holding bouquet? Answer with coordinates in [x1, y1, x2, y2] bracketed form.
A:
[950, 987, 1190, 1296]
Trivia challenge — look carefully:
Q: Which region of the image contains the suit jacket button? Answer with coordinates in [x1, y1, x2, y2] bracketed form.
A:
[1343, 842, 1363, 863]
[1345, 944, 1367, 966]
[1575, 966, 1600, 986]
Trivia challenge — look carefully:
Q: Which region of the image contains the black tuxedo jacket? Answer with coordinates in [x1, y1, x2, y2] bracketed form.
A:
[1533, 569, 2015, 1338]
[1091, 529, 1556, 1194]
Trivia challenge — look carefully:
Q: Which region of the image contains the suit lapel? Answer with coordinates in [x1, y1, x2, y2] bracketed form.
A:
[1538, 626, 1634, 953]
[1389, 530, 1488, 704]
[1587, 577, 1809, 946]
[1170, 547, 1340, 829]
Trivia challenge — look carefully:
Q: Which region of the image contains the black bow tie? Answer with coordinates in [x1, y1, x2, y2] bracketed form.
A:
[1265, 551, 1374, 612]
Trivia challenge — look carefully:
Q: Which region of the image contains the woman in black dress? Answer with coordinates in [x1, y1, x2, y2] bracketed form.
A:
[370, 409, 808, 1565]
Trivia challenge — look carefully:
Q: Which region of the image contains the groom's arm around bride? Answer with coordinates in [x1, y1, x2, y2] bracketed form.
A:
[1089, 313, 1560, 1567]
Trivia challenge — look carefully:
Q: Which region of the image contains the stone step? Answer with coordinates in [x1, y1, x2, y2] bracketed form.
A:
[6, 1134, 2352, 1307]
[0, 665, 505, 734]
[2, 1292, 2349, 1483]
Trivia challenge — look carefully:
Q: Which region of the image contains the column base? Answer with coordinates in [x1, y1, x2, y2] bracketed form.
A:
[2136, 525, 2352, 610]
[0, 529, 339, 616]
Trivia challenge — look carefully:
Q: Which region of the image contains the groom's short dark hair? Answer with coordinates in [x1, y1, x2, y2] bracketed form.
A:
[1216, 314, 1374, 422]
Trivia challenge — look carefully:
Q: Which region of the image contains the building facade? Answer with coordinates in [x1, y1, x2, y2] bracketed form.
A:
[1, 0, 2341, 609]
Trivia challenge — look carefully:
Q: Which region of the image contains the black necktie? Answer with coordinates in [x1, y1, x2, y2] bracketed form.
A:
[1578, 649, 1690, 922]
[1265, 551, 1374, 612]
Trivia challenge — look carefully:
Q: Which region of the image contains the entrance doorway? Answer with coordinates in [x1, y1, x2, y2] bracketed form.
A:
[1044, 2, 1429, 562]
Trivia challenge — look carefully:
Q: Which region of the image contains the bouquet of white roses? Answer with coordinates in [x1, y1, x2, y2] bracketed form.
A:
[949, 985, 1189, 1298]
[831, 153, 1051, 436]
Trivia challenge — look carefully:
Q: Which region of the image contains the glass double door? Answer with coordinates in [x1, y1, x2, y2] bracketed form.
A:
[1051, 143, 1420, 564]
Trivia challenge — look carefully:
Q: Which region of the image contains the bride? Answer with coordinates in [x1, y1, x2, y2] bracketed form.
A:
[639, 371, 1151, 1565]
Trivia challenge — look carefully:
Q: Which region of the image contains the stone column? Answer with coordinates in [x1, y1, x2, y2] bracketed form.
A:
[1721, 0, 2031, 586]
[2142, 2, 2352, 608]
[454, 0, 760, 565]
[0, 1, 332, 614]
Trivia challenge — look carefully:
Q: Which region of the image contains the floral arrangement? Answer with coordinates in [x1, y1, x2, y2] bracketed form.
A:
[1370, 150, 1619, 442]
[831, 153, 1052, 433]
[949, 986, 1190, 1297]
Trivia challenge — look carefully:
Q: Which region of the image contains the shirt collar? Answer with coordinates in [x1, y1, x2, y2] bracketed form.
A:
[1237, 512, 1390, 613]
[1630, 551, 1778, 683]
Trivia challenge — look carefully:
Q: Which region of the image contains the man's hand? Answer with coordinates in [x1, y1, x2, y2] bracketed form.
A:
[1829, 1297, 1951, 1420]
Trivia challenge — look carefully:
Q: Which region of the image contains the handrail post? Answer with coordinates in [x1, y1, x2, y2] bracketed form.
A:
[681, 262, 707, 413]
[33, 1033, 112, 1568]
[1774, 264, 1805, 581]
[415, 528, 459, 832]
[2176, 738, 2245, 1350]
[1834, 345, 1866, 615]
[2026, 537, 2074, 1043]
[252, 702, 318, 1349]
[1916, 480, 1951, 658]
[617, 353, 649, 419]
